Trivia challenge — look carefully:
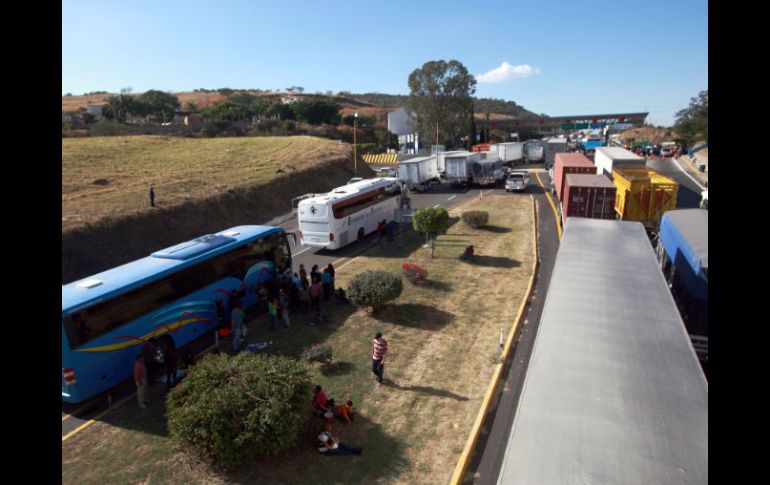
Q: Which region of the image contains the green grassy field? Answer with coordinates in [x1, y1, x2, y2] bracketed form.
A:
[62, 135, 351, 232]
[61, 194, 535, 485]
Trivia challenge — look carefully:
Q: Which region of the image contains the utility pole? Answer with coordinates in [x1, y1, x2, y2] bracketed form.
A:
[353, 112, 358, 175]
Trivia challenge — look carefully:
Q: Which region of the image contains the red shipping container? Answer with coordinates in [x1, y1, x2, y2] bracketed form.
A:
[562, 174, 616, 221]
[553, 153, 596, 202]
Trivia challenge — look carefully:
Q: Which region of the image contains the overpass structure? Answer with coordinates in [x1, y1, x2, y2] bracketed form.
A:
[476, 112, 649, 139]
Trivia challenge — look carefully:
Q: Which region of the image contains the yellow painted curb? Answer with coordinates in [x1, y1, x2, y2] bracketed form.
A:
[449, 195, 539, 485]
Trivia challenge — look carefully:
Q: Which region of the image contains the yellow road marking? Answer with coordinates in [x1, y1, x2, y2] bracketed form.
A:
[533, 171, 562, 239]
[62, 394, 134, 442]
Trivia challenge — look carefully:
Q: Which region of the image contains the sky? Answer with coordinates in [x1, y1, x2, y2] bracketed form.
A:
[62, 0, 707, 127]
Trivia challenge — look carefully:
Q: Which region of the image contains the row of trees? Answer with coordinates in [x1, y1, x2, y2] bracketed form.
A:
[201, 95, 342, 125]
[102, 90, 181, 123]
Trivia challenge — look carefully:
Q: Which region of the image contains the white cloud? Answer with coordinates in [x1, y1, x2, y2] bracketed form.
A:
[476, 62, 540, 83]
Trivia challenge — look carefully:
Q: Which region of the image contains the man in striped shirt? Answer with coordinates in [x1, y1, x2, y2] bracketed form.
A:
[372, 332, 388, 384]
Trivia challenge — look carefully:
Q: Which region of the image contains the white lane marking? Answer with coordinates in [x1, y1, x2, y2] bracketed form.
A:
[293, 246, 313, 257]
[433, 204, 440, 208]
[671, 158, 705, 190]
[447, 195, 456, 201]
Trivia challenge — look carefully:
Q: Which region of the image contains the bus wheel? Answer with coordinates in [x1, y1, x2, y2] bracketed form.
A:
[357, 228, 365, 242]
[152, 336, 175, 365]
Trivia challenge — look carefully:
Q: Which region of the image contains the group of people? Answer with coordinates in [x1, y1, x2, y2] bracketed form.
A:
[313, 386, 361, 455]
[226, 262, 350, 352]
[309, 332, 390, 456]
[134, 348, 195, 408]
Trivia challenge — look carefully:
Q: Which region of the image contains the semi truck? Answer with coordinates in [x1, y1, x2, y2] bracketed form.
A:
[445, 151, 484, 185]
[594, 146, 646, 177]
[611, 166, 678, 231]
[490, 142, 525, 166]
[523, 140, 545, 163]
[553, 152, 596, 200]
[471, 155, 504, 186]
[397, 155, 438, 192]
[544, 138, 567, 168]
[560, 173, 616, 224]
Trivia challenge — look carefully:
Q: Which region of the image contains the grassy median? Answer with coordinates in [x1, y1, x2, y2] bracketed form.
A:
[62, 193, 535, 485]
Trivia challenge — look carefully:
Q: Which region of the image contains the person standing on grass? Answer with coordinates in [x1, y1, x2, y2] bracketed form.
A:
[149, 186, 155, 207]
[267, 297, 278, 331]
[164, 350, 179, 390]
[372, 332, 388, 384]
[321, 268, 332, 301]
[377, 220, 386, 248]
[327, 263, 336, 291]
[134, 355, 149, 408]
[279, 288, 291, 328]
[310, 277, 322, 313]
[231, 301, 245, 352]
[299, 280, 311, 314]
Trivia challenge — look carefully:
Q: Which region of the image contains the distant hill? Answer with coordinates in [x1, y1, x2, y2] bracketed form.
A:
[63, 89, 540, 120]
[347, 92, 540, 119]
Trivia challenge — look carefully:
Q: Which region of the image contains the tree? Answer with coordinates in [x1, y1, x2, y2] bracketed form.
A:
[405, 60, 477, 149]
[266, 102, 295, 120]
[378, 130, 400, 151]
[167, 353, 312, 469]
[120, 87, 133, 94]
[185, 101, 198, 112]
[412, 207, 450, 258]
[674, 90, 708, 143]
[105, 94, 140, 122]
[291, 97, 341, 125]
[138, 90, 181, 122]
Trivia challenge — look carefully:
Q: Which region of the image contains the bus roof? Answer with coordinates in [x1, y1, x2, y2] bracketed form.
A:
[659, 209, 708, 277]
[62, 225, 282, 312]
[498, 218, 707, 484]
[298, 177, 398, 206]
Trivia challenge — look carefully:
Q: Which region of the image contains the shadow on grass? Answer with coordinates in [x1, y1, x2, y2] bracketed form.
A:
[421, 279, 452, 292]
[480, 224, 512, 233]
[229, 413, 410, 484]
[320, 360, 356, 377]
[460, 255, 521, 268]
[382, 380, 469, 401]
[373, 303, 454, 330]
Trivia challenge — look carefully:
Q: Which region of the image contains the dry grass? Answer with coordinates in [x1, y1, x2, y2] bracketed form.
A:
[61, 194, 535, 485]
[61, 135, 350, 232]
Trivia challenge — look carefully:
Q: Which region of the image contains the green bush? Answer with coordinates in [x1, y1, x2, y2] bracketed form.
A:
[347, 270, 403, 312]
[166, 352, 313, 469]
[462, 210, 489, 229]
[301, 344, 333, 363]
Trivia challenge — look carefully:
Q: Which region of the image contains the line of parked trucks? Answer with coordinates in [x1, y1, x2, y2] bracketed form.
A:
[550, 146, 680, 233]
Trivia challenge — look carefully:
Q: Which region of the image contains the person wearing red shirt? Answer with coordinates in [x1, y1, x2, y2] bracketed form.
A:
[313, 385, 330, 417]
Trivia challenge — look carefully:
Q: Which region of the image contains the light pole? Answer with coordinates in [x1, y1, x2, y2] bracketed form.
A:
[353, 112, 358, 175]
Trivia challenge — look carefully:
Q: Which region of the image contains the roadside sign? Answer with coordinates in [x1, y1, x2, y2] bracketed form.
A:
[561, 123, 575, 130]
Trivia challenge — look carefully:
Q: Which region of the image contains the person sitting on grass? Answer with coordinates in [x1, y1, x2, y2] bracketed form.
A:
[336, 400, 355, 424]
[460, 245, 475, 261]
[323, 399, 336, 424]
[335, 287, 349, 304]
[317, 422, 363, 456]
[313, 385, 331, 418]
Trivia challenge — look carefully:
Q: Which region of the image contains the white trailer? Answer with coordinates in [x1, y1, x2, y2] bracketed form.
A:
[545, 138, 567, 168]
[491, 142, 524, 165]
[437, 150, 467, 175]
[445, 151, 483, 185]
[398, 155, 438, 192]
[523, 140, 545, 162]
[594, 146, 646, 177]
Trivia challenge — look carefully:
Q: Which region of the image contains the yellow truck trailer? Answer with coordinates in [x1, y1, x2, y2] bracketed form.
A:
[611, 167, 678, 230]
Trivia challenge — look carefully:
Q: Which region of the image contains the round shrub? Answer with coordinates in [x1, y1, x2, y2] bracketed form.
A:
[166, 352, 313, 469]
[462, 210, 489, 229]
[347, 270, 403, 312]
[301, 344, 333, 363]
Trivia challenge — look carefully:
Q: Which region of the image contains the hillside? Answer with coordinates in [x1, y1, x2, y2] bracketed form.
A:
[63, 90, 539, 120]
[62, 135, 369, 282]
[618, 126, 679, 145]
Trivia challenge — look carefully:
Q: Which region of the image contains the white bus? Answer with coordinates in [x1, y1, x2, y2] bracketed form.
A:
[297, 177, 401, 250]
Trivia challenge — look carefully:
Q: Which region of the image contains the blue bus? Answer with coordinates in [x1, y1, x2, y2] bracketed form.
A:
[62, 225, 294, 404]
